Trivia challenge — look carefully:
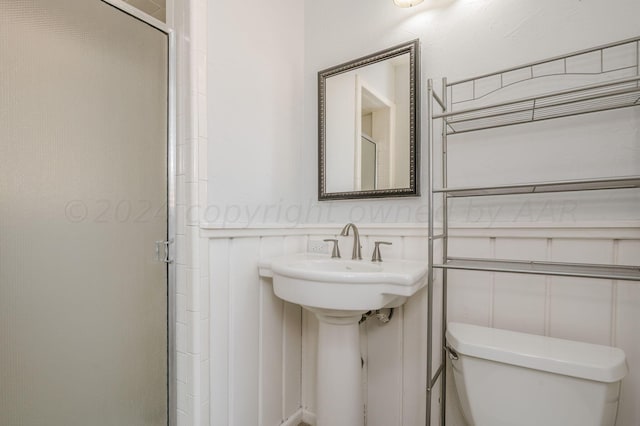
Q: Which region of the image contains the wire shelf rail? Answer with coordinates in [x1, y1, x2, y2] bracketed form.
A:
[435, 175, 640, 198]
[437, 76, 640, 134]
[434, 257, 640, 282]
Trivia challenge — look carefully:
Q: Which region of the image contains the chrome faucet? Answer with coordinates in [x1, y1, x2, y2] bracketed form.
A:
[340, 223, 362, 260]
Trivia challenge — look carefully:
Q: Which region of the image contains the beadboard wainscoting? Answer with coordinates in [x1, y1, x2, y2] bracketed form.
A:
[208, 234, 306, 426]
[205, 226, 432, 426]
[203, 224, 640, 426]
[442, 226, 640, 426]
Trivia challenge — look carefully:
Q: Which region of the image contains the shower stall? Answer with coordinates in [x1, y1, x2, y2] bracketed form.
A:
[0, 0, 174, 424]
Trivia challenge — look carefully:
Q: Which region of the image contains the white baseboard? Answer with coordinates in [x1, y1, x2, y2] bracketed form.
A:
[302, 410, 316, 425]
[280, 408, 304, 426]
[280, 408, 317, 425]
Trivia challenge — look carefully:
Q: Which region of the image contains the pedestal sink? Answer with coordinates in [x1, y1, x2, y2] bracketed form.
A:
[259, 253, 428, 426]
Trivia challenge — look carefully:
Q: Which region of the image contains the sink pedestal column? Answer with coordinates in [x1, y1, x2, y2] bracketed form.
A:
[312, 309, 365, 426]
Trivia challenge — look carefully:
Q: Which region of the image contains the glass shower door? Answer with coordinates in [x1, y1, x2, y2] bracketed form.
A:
[0, 0, 169, 424]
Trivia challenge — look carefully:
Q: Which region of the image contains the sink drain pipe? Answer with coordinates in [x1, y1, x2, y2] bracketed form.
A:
[359, 308, 394, 324]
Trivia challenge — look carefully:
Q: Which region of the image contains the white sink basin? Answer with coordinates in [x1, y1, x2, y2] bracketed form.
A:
[259, 253, 428, 312]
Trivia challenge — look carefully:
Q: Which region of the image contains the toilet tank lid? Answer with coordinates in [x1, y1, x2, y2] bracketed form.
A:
[446, 322, 627, 383]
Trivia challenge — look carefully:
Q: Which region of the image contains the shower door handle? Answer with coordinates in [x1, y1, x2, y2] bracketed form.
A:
[155, 240, 173, 263]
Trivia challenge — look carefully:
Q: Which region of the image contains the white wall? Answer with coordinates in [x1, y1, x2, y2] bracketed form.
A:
[206, 0, 305, 227]
[298, 1, 640, 423]
[174, 0, 209, 425]
[303, 0, 640, 225]
[204, 2, 640, 223]
[203, 1, 640, 425]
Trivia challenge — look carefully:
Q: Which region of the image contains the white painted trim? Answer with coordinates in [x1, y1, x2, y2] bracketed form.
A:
[200, 222, 640, 240]
[301, 409, 316, 426]
[258, 279, 264, 426]
[280, 408, 304, 426]
[200, 224, 429, 239]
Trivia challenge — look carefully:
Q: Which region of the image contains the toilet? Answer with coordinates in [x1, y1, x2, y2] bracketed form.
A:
[446, 322, 628, 426]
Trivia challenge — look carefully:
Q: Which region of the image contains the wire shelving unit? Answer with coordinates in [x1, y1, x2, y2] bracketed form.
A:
[425, 36, 640, 426]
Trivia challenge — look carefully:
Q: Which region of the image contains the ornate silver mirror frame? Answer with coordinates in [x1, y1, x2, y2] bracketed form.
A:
[318, 40, 420, 200]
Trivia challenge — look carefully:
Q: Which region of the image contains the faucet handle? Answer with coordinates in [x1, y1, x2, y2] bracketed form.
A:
[323, 239, 341, 259]
[371, 241, 392, 262]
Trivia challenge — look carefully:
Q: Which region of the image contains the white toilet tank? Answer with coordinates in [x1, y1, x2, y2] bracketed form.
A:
[446, 322, 628, 426]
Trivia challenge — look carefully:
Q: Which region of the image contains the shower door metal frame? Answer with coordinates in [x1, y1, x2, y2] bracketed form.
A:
[100, 2, 177, 425]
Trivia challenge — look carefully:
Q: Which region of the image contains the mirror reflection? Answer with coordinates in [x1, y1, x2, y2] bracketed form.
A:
[319, 40, 419, 200]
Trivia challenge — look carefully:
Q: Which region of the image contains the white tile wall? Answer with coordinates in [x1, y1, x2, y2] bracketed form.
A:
[174, 0, 209, 424]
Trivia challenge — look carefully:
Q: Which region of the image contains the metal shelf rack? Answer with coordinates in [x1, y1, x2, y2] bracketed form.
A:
[436, 75, 640, 134]
[425, 36, 640, 426]
[436, 258, 640, 282]
[436, 175, 640, 198]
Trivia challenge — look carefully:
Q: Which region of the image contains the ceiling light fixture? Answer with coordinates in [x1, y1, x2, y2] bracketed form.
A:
[393, 0, 424, 7]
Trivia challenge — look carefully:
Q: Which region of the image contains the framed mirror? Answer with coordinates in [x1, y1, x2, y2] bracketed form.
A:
[318, 40, 420, 200]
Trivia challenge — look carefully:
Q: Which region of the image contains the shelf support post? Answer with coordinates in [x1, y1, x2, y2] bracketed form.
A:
[425, 78, 435, 426]
[440, 76, 449, 426]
